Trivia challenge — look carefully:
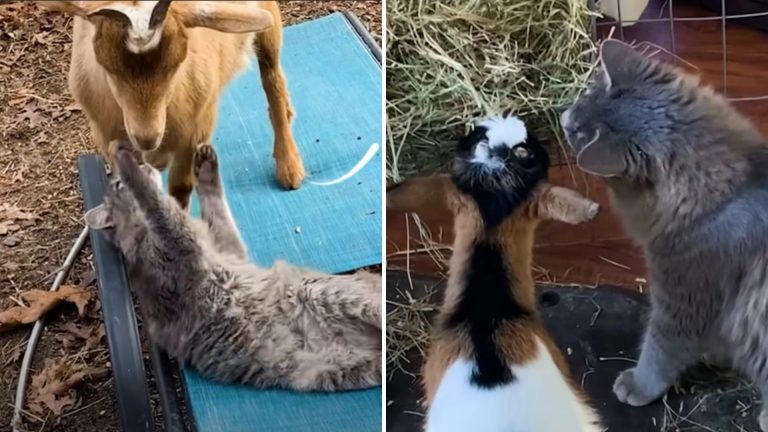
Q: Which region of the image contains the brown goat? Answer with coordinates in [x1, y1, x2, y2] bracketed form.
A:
[387, 115, 603, 431]
[42, 1, 305, 208]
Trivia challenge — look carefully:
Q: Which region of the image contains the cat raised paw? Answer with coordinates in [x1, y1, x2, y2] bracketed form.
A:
[194, 143, 221, 195]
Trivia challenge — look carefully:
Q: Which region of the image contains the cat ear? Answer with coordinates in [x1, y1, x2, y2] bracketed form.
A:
[575, 130, 627, 177]
[599, 39, 646, 88]
[85, 205, 114, 230]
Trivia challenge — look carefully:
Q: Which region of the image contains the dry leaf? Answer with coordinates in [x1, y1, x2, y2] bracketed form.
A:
[0, 285, 92, 332]
[58, 322, 106, 351]
[8, 96, 27, 106]
[11, 165, 27, 183]
[3, 343, 24, 367]
[33, 33, 47, 45]
[58, 333, 79, 351]
[61, 322, 90, 340]
[79, 270, 96, 288]
[27, 359, 109, 415]
[85, 324, 105, 351]
[28, 390, 77, 417]
[1, 203, 39, 221]
[28, 359, 75, 416]
[0, 221, 11, 236]
[19, 102, 45, 128]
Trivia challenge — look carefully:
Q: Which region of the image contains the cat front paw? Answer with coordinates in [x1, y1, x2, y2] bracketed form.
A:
[613, 368, 662, 407]
[194, 143, 221, 195]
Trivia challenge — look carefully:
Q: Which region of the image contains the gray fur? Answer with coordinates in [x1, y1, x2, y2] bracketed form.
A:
[86, 142, 381, 391]
[561, 39, 768, 430]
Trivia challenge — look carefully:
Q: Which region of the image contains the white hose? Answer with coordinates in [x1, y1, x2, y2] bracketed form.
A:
[12, 226, 90, 432]
[308, 142, 380, 186]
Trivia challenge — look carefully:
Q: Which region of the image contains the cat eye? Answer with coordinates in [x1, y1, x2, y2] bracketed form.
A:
[112, 179, 123, 191]
[513, 146, 531, 159]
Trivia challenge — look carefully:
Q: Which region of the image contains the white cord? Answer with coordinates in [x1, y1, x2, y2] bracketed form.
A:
[308, 142, 380, 186]
[12, 226, 90, 432]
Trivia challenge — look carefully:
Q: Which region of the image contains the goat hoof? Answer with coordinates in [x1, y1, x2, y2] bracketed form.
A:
[276, 153, 305, 190]
[585, 202, 600, 221]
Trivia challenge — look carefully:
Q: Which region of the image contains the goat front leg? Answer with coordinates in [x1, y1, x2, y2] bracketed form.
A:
[168, 145, 195, 210]
[91, 122, 112, 160]
[255, 2, 305, 190]
[193, 144, 248, 258]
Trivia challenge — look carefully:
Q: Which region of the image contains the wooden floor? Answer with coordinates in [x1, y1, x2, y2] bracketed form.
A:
[386, 0, 768, 287]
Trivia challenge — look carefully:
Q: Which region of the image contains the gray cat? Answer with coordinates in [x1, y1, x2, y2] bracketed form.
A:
[561, 39, 768, 429]
[85, 141, 381, 391]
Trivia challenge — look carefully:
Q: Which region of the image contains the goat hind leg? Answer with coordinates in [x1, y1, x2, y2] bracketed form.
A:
[255, 3, 305, 190]
[193, 144, 248, 258]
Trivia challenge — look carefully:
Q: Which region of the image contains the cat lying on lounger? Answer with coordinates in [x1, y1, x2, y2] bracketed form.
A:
[85, 141, 381, 391]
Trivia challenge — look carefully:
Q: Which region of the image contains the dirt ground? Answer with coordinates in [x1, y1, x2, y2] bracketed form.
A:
[0, 2, 381, 431]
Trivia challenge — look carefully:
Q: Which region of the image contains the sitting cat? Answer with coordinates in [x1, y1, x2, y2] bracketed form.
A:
[85, 141, 381, 391]
[561, 39, 768, 429]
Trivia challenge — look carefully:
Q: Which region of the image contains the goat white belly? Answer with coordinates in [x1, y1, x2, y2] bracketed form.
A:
[425, 338, 600, 432]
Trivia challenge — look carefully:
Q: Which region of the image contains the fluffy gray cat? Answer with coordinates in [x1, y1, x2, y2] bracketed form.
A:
[561, 39, 768, 429]
[85, 142, 381, 391]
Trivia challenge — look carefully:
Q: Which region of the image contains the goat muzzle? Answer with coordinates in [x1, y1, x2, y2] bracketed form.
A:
[129, 132, 163, 152]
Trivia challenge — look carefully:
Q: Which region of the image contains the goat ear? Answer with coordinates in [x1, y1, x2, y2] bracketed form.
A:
[536, 185, 600, 225]
[85, 205, 114, 230]
[175, 2, 274, 33]
[387, 175, 452, 215]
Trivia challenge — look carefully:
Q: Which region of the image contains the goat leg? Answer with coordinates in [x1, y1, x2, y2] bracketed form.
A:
[168, 145, 195, 210]
[255, 2, 305, 190]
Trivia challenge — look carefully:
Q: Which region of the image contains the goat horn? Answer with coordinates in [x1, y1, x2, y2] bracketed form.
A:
[149, 0, 172, 30]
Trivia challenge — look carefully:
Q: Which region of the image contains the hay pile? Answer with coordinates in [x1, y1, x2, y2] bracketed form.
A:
[386, 0, 598, 181]
[386, 285, 436, 380]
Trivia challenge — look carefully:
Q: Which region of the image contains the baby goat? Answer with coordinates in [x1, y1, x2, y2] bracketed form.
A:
[388, 116, 603, 431]
[43, 1, 305, 208]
